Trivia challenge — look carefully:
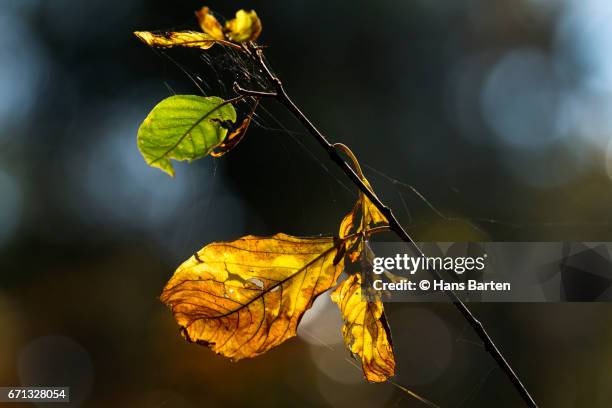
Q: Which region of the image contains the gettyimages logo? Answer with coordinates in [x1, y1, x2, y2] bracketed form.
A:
[372, 253, 487, 275]
[365, 242, 612, 302]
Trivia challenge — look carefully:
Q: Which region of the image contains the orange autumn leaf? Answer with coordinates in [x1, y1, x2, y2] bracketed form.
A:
[195, 6, 224, 40]
[331, 273, 395, 382]
[160, 233, 344, 360]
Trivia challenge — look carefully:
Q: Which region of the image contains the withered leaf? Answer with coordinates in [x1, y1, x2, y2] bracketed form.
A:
[210, 115, 252, 157]
[195, 6, 224, 40]
[339, 174, 388, 262]
[331, 273, 396, 383]
[332, 146, 395, 382]
[339, 178, 388, 240]
[210, 99, 258, 158]
[134, 30, 218, 50]
[161, 234, 344, 360]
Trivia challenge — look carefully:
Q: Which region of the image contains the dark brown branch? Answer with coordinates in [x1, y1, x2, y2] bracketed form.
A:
[236, 41, 538, 408]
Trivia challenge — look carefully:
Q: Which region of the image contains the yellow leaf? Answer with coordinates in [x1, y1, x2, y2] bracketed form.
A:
[338, 178, 388, 262]
[332, 144, 394, 382]
[195, 6, 224, 40]
[225, 9, 262, 42]
[331, 273, 396, 382]
[339, 182, 387, 240]
[336, 143, 388, 246]
[134, 30, 217, 50]
[160, 233, 344, 360]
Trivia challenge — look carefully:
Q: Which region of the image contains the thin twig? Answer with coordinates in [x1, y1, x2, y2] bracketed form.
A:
[233, 82, 277, 98]
[235, 41, 538, 408]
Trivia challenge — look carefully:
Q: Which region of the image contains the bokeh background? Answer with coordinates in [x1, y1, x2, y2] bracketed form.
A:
[1, 0, 612, 406]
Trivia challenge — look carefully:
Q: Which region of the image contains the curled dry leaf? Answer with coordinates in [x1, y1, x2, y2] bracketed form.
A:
[160, 234, 344, 360]
[339, 188, 388, 262]
[134, 30, 217, 50]
[339, 176, 387, 238]
[331, 273, 396, 383]
[211, 99, 258, 158]
[225, 9, 262, 42]
[195, 6, 224, 40]
[336, 143, 388, 259]
[210, 115, 252, 157]
[332, 149, 395, 382]
[337, 148, 389, 262]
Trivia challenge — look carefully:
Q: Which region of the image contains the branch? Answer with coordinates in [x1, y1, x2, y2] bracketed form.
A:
[233, 82, 277, 98]
[238, 42, 538, 408]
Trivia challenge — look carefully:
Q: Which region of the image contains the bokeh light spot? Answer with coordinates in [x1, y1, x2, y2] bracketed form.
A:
[18, 335, 94, 406]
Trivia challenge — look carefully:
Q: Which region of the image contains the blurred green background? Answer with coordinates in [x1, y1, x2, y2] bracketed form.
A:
[1, 0, 612, 406]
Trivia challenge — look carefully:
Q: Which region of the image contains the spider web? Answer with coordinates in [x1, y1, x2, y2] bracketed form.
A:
[142, 27, 564, 407]
[146, 16, 612, 239]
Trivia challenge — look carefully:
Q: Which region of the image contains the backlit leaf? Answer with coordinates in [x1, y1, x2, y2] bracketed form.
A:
[195, 6, 224, 40]
[134, 30, 218, 50]
[339, 180, 388, 240]
[332, 147, 395, 382]
[160, 234, 344, 360]
[225, 9, 262, 42]
[331, 273, 396, 383]
[339, 176, 389, 262]
[137, 95, 236, 176]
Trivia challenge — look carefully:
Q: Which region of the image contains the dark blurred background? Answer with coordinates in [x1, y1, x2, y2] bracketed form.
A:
[2, 0, 612, 406]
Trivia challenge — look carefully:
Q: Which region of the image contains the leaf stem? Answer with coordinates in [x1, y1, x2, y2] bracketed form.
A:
[236, 42, 538, 408]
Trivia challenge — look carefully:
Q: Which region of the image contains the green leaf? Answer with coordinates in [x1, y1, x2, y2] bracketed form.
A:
[137, 95, 237, 176]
